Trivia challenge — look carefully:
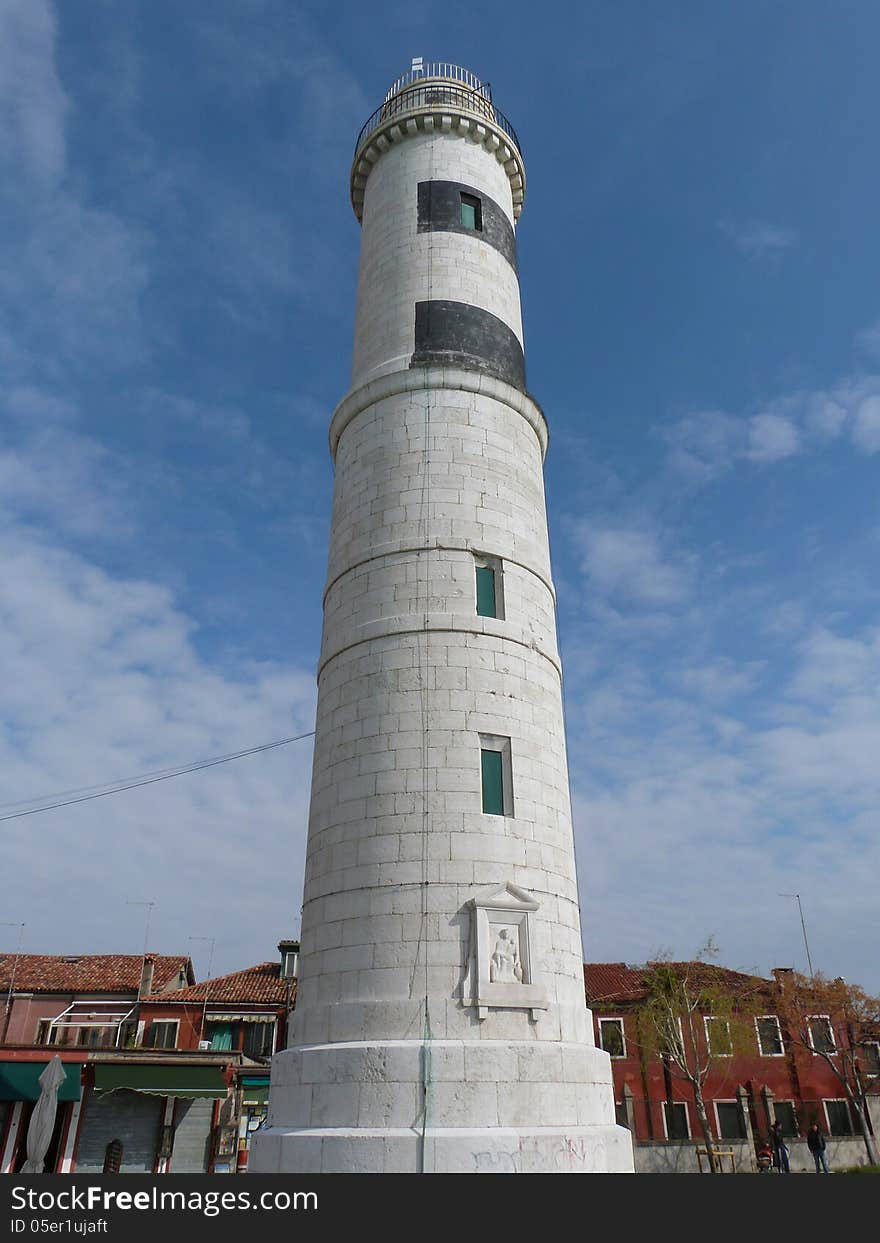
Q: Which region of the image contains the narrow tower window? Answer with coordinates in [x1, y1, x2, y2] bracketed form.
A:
[460, 192, 482, 231]
[474, 554, 504, 619]
[480, 735, 513, 816]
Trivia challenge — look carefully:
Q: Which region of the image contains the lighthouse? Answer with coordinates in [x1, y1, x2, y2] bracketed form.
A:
[251, 61, 633, 1174]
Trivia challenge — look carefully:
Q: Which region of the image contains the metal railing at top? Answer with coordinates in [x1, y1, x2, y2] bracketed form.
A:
[384, 63, 491, 102]
[354, 81, 521, 163]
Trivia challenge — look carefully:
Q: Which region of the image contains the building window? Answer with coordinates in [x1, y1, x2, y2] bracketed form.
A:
[773, 1101, 798, 1136]
[147, 1020, 178, 1049]
[663, 1101, 690, 1140]
[715, 1100, 746, 1140]
[474, 555, 504, 619]
[460, 192, 482, 231]
[206, 1022, 235, 1051]
[807, 1015, 836, 1054]
[756, 1015, 784, 1056]
[598, 1018, 626, 1058]
[76, 1027, 107, 1048]
[35, 1021, 59, 1046]
[704, 1016, 732, 1056]
[824, 1099, 854, 1136]
[859, 1041, 880, 1076]
[479, 735, 512, 816]
[614, 1100, 630, 1129]
[243, 1022, 275, 1059]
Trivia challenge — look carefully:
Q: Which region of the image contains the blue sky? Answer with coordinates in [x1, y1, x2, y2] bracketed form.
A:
[2, 1, 879, 991]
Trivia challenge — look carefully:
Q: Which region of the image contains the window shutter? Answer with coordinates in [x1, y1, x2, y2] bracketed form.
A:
[481, 749, 504, 815]
[475, 566, 497, 617]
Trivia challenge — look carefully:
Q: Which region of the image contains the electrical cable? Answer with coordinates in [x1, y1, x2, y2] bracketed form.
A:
[0, 730, 316, 823]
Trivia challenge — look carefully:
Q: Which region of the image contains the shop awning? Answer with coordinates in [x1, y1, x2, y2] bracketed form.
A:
[240, 1075, 269, 1105]
[0, 1062, 82, 1102]
[93, 1064, 228, 1099]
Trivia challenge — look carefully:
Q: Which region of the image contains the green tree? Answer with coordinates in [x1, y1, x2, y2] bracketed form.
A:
[773, 971, 879, 1165]
[638, 945, 762, 1173]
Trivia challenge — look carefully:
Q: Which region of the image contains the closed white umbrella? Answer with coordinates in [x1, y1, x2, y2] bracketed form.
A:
[22, 1056, 66, 1173]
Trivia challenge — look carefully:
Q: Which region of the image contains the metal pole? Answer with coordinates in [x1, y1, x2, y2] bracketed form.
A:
[779, 893, 814, 978]
[1, 923, 26, 1044]
[189, 937, 216, 1044]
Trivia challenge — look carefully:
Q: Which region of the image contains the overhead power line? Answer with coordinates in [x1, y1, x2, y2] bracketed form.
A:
[0, 731, 316, 824]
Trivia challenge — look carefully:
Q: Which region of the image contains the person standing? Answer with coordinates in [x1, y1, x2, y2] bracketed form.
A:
[807, 1121, 830, 1173]
[770, 1120, 790, 1173]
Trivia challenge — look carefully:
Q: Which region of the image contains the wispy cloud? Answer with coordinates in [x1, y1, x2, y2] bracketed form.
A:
[746, 413, 801, 463]
[0, 0, 151, 378]
[717, 216, 797, 260]
[663, 347, 880, 478]
[568, 522, 695, 606]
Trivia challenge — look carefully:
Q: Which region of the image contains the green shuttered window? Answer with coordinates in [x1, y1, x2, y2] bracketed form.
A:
[476, 565, 497, 617]
[481, 748, 505, 815]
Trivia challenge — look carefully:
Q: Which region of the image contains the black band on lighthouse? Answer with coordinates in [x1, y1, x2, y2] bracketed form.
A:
[411, 300, 526, 391]
[417, 181, 518, 271]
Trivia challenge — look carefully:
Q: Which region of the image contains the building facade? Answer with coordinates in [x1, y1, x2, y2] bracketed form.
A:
[0, 946, 296, 1174]
[585, 962, 880, 1173]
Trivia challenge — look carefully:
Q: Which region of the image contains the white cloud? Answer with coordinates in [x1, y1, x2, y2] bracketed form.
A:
[0, 524, 316, 964]
[0, 0, 67, 184]
[851, 395, 880, 454]
[663, 369, 880, 478]
[747, 413, 801, 463]
[570, 617, 880, 989]
[570, 523, 694, 605]
[661, 409, 744, 480]
[717, 217, 797, 260]
[855, 318, 880, 361]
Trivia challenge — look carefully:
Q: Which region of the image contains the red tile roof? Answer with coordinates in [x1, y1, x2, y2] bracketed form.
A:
[584, 961, 770, 1004]
[0, 954, 193, 995]
[144, 963, 292, 1007]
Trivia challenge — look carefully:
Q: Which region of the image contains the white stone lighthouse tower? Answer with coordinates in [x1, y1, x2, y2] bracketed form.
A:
[251, 62, 633, 1174]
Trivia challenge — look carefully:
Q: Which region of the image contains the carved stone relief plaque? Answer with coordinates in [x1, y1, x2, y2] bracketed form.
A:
[461, 882, 548, 1020]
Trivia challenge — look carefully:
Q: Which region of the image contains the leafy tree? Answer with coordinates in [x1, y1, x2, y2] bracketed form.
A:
[773, 971, 879, 1165]
[638, 944, 762, 1173]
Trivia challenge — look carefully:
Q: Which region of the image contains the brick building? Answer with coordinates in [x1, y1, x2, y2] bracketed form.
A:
[0, 943, 296, 1174]
[584, 961, 880, 1172]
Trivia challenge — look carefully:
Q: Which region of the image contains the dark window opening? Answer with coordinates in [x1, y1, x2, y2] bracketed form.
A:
[664, 1101, 689, 1140]
[460, 192, 482, 231]
[757, 1016, 783, 1056]
[243, 1023, 274, 1059]
[147, 1021, 177, 1049]
[825, 1100, 854, 1136]
[599, 1019, 625, 1058]
[808, 1016, 835, 1053]
[716, 1101, 746, 1140]
[773, 1101, 798, 1136]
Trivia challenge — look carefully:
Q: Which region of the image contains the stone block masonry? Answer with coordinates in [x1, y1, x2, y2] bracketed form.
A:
[250, 65, 634, 1174]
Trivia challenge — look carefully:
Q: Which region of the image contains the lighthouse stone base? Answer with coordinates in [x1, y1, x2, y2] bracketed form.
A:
[251, 1038, 633, 1174]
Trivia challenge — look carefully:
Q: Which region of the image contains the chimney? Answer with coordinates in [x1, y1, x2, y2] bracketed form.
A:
[772, 967, 794, 991]
[278, 940, 299, 981]
[139, 954, 156, 998]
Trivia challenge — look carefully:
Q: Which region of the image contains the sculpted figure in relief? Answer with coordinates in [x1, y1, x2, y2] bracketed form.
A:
[490, 928, 523, 983]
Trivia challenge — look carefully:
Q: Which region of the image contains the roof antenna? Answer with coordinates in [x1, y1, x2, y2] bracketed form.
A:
[126, 899, 156, 956]
[778, 893, 815, 978]
[1, 922, 26, 1043]
[189, 936, 216, 1045]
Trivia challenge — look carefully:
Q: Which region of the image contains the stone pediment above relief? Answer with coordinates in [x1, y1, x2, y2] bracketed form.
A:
[461, 881, 548, 1020]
